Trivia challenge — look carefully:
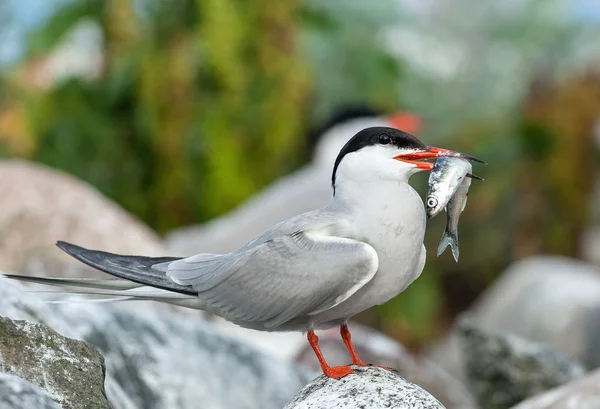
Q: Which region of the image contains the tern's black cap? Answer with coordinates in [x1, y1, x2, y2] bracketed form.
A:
[331, 127, 426, 194]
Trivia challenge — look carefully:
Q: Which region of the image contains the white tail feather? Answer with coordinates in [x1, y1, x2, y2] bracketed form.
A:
[2, 274, 142, 290]
[3, 272, 205, 309]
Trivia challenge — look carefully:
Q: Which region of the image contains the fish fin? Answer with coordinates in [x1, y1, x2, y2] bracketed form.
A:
[450, 239, 460, 262]
[466, 173, 484, 181]
[437, 231, 459, 262]
[461, 196, 468, 213]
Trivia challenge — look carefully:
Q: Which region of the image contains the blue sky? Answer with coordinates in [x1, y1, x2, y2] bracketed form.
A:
[0, 0, 71, 65]
[1, 0, 599, 66]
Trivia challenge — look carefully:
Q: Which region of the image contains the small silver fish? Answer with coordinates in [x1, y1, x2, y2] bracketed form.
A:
[426, 157, 472, 218]
[437, 175, 471, 262]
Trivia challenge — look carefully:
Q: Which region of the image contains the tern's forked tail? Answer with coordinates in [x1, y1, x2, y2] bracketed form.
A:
[2, 241, 205, 307]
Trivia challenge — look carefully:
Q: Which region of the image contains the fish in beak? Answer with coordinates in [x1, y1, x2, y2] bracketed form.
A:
[394, 147, 486, 170]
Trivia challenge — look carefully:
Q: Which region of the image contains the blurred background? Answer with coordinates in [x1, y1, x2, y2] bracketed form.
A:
[1, 0, 600, 351]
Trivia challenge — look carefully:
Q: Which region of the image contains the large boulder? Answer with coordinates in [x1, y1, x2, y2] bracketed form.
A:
[459, 321, 584, 409]
[0, 373, 62, 409]
[0, 316, 110, 409]
[284, 366, 446, 409]
[428, 257, 600, 380]
[0, 160, 163, 277]
[0, 277, 311, 409]
[510, 369, 600, 409]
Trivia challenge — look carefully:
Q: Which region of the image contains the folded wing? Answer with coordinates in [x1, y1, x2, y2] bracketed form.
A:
[165, 230, 379, 328]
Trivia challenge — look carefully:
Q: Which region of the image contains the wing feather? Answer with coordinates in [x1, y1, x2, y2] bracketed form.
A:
[165, 227, 378, 328]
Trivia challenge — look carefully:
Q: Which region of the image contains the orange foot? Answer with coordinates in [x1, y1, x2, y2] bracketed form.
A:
[323, 365, 355, 380]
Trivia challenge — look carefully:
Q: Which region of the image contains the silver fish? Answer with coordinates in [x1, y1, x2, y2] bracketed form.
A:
[437, 175, 471, 262]
[426, 157, 472, 218]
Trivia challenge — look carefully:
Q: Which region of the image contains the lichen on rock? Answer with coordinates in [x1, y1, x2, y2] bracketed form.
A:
[0, 316, 110, 409]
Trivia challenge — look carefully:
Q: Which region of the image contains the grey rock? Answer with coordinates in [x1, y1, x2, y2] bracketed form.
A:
[459, 320, 585, 409]
[0, 277, 311, 409]
[294, 324, 477, 409]
[583, 304, 600, 369]
[0, 316, 109, 409]
[284, 366, 446, 409]
[510, 369, 600, 409]
[0, 373, 62, 409]
[428, 257, 600, 380]
[0, 159, 163, 278]
[581, 226, 600, 266]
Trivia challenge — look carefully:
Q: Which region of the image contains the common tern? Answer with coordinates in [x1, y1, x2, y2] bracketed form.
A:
[165, 109, 421, 255]
[6, 127, 480, 379]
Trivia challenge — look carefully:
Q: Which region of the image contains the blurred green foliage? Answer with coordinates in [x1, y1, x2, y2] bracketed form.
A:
[5, 0, 313, 232]
[1, 0, 406, 233]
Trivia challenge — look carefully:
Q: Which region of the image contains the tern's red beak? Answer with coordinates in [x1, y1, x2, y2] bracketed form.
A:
[394, 146, 485, 171]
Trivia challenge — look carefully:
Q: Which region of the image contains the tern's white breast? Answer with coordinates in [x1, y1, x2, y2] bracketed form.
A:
[316, 180, 427, 322]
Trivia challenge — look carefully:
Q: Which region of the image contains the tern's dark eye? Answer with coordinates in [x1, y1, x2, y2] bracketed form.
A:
[378, 134, 391, 145]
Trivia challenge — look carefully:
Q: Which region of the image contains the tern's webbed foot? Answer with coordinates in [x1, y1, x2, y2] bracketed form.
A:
[323, 365, 355, 380]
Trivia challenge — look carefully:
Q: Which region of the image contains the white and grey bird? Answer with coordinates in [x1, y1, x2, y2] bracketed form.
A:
[5, 127, 480, 379]
[164, 109, 421, 255]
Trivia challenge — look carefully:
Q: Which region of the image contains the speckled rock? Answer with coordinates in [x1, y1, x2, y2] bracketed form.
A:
[0, 373, 62, 409]
[459, 320, 585, 409]
[510, 369, 600, 409]
[0, 277, 311, 409]
[284, 366, 446, 409]
[294, 324, 477, 409]
[0, 316, 110, 409]
[0, 159, 163, 277]
[210, 319, 476, 409]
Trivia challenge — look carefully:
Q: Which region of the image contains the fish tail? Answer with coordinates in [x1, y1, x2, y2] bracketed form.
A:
[437, 230, 460, 262]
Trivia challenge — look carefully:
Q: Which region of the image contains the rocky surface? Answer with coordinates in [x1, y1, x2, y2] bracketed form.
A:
[0, 316, 109, 409]
[211, 319, 476, 409]
[0, 277, 311, 409]
[459, 320, 584, 409]
[0, 160, 163, 277]
[294, 324, 477, 409]
[0, 373, 62, 409]
[428, 256, 600, 380]
[583, 303, 600, 369]
[284, 366, 446, 409]
[510, 369, 600, 409]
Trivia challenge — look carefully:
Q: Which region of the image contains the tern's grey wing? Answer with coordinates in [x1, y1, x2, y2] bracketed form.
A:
[232, 208, 346, 250]
[165, 224, 379, 329]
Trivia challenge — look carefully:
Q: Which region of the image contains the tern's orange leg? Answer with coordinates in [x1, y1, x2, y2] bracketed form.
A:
[307, 330, 355, 379]
[340, 323, 367, 366]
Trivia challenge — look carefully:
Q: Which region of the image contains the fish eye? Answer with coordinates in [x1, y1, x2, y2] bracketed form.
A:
[378, 134, 391, 145]
[427, 197, 438, 208]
